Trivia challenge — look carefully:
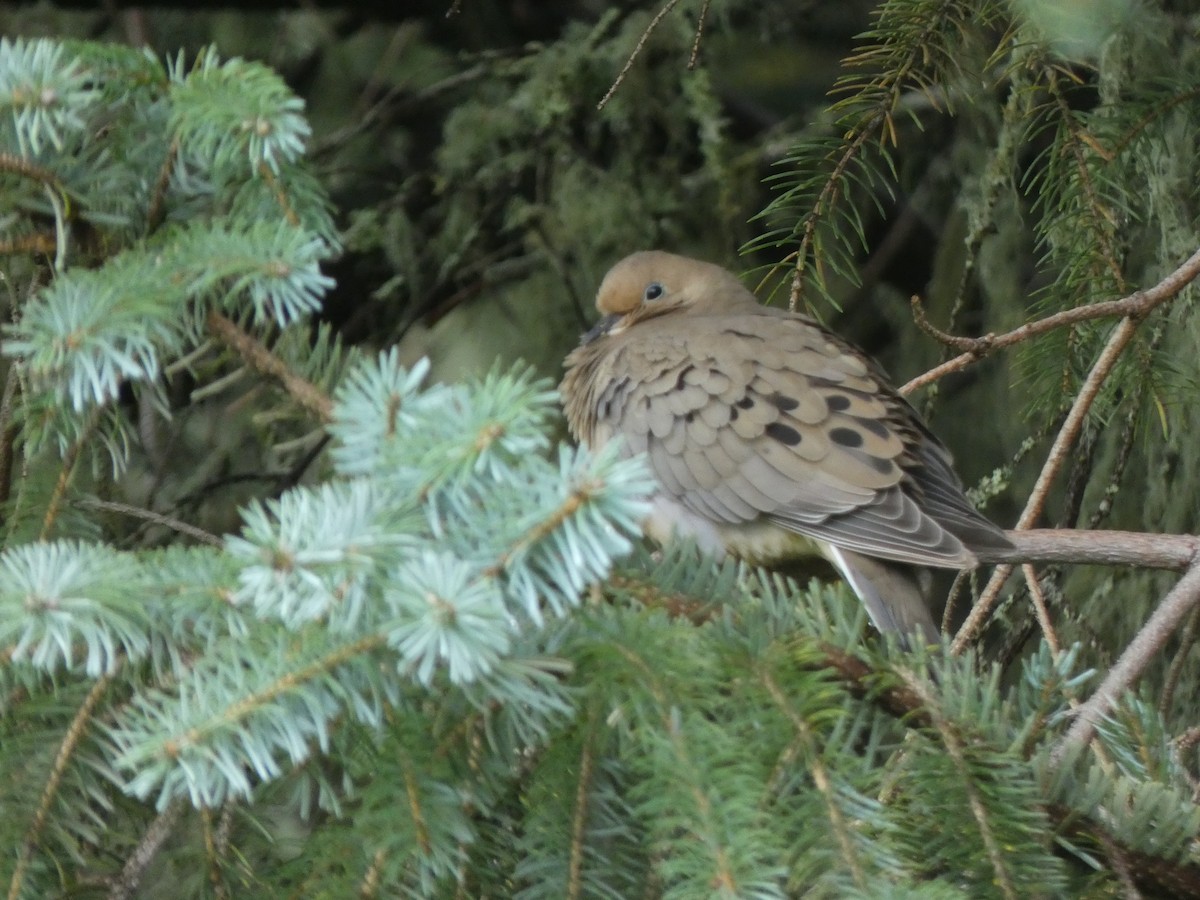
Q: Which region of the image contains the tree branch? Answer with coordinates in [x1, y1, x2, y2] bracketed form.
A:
[953, 315, 1142, 653]
[814, 647, 1200, 898]
[983, 529, 1199, 572]
[901, 242, 1200, 394]
[73, 498, 222, 547]
[597, 1, 681, 111]
[106, 802, 184, 900]
[205, 311, 333, 422]
[1055, 560, 1200, 760]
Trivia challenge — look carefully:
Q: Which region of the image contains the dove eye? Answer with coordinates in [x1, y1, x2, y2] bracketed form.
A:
[643, 282, 665, 302]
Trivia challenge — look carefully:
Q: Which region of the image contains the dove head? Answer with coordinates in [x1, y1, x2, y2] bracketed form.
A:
[581, 251, 758, 343]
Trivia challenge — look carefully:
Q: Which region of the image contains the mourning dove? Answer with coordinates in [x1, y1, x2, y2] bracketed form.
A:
[559, 250, 1012, 643]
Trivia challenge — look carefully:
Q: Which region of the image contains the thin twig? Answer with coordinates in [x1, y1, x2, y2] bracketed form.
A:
[205, 311, 333, 422]
[688, 0, 712, 70]
[146, 138, 178, 235]
[312, 65, 488, 157]
[1055, 561, 1200, 760]
[1022, 564, 1060, 655]
[256, 163, 299, 227]
[40, 408, 102, 540]
[1050, 71, 1127, 291]
[107, 802, 184, 900]
[359, 848, 387, 898]
[597, 1, 681, 111]
[761, 666, 868, 890]
[1096, 827, 1145, 900]
[1086, 394, 1141, 529]
[0, 363, 20, 510]
[1159, 604, 1200, 717]
[73, 498, 222, 546]
[902, 243, 1200, 394]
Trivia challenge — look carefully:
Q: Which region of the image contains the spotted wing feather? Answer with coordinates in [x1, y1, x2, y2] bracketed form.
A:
[586, 311, 1005, 569]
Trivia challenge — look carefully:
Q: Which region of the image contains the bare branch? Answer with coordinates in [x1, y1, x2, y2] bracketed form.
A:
[688, 0, 712, 70]
[902, 243, 1200, 394]
[597, 1, 681, 111]
[73, 498, 222, 547]
[982, 529, 1199, 572]
[1022, 564, 1060, 654]
[953, 316, 1141, 653]
[1055, 561, 1200, 759]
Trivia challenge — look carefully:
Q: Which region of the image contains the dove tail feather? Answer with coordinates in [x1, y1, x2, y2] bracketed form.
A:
[825, 546, 939, 646]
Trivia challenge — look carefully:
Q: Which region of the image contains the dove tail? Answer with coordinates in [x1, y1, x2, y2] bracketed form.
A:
[825, 547, 940, 646]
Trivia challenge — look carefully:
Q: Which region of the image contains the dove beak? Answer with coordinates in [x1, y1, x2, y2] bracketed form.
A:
[581, 313, 623, 345]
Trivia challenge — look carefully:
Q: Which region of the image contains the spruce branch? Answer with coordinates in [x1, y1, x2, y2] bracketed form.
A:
[0, 151, 63, 190]
[205, 310, 333, 421]
[1108, 85, 1200, 159]
[7, 669, 115, 900]
[909, 673, 1020, 900]
[1052, 804, 1200, 899]
[566, 714, 597, 900]
[759, 665, 868, 891]
[812, 648, 1200, 897]
[0, 232, 56, 255]
[814, 644, 930, 727]
[110, 630, 388, 808]
[106, 801, 184, 900]
[610, 642, 744, 896]
[169, 49, 311, 177]
[746, 0, 996, 312]
[257, 161, 300, 227]
[40, 406, 100, 539]
[1045, 68, 1127, 292]
[400, 751, 432, 856]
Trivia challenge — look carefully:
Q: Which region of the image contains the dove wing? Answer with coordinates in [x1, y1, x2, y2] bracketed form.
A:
[600, 311, 1004, 569]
